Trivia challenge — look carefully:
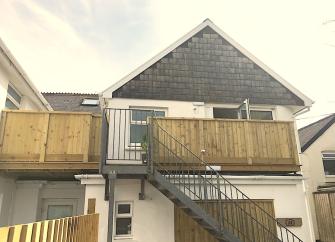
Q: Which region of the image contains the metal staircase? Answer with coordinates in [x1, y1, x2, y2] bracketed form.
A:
[146, 118, 303, 242]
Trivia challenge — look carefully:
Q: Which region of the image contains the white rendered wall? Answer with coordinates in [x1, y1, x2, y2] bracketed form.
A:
[0, 65, 9, 109]
[79, 175, 314, 242]
[107, 98, 297, 121]
[0, 175, 15, 226]
[9, 181, 85, 225]
[81, 177, 175, 242]
[0, 56, 47, 111]
[300, 122, 335, 239]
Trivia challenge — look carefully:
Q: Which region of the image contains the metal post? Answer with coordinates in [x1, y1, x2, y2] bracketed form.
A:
[107, 171, 116, 242]
[139, 178, 145, 200]
[100, 109, 109, 174]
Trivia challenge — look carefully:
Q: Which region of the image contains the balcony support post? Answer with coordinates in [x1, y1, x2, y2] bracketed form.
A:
[100, 110, 109, 174]
[139, 178, 145, 200]
[107, 171, 116, 242]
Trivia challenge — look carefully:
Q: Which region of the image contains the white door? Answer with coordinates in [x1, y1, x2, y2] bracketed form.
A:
[41, 198, 78, 220]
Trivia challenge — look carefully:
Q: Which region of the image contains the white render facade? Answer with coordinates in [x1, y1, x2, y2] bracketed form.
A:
[0, 38, 54, 226]
[92, 20, 316, 242]
[78, 174, 315, 242]
[300, 120, 335, 240]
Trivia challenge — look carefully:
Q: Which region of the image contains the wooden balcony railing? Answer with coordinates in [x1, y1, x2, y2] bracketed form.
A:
[0, 213, 99, 242]
[153, 117, 300, 172]
[0, 110, 101, 171]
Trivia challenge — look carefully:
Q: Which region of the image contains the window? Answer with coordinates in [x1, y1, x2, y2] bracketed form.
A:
[81, 99, 99, 106]
[214, 108, 273, 120]
[115, 202, 133, 237]
[322, 152, 335, 175]
[47, 205, 73, 220]
[41, 198, 77, 220]
[213, 108, 238, 119]
[130, 109, 165, 145]
[5, 85, 21, 110]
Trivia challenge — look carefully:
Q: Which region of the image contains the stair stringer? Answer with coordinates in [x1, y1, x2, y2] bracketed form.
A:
[148, 170, 242, 242]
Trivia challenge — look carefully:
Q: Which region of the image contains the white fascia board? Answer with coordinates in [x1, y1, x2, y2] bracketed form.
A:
[102, 19, 313, 107]
[0, 38, 53, 111]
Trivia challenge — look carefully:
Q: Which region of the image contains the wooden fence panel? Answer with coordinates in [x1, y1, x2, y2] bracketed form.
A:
[154, 118, 299, 171]
[175, 200, 276, 242]
[0, 214, 99, 242]
[0, 111, 101, 168]
[314, 192, 335, 242]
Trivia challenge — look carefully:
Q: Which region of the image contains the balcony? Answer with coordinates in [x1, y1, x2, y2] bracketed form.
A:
[0, 110, 101, 172]
[152, 117, 300, 172]
[103, 109, 300, 173]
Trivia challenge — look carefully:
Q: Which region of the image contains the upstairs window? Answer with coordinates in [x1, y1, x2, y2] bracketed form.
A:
[130, 109, 165, 145]
[5, 85, 21, 110]
[115, 202, 133, 237]
[322, 152, 335, 175]
[213, 108, 273, 120]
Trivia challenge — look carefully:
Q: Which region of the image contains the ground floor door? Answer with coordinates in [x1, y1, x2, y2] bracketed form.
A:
[314, 192, 335, 242]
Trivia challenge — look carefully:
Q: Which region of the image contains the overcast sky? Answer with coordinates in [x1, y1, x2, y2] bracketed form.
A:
[0, 0, 334, 127]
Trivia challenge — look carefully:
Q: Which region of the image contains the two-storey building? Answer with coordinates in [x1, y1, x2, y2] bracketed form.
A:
[76, 19, 315, 242]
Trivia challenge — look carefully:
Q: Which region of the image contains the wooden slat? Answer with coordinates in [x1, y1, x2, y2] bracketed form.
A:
[0, 214, 99, 242]
[87, 198, 96, 214]
[314, 192, 335, 242]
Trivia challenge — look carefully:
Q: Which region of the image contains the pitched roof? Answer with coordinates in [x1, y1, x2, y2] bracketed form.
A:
[0, 38, 52, 111]
[102, 19, 313, 107]
[298, 114, 335, 152]
[42, 92, 101, 114]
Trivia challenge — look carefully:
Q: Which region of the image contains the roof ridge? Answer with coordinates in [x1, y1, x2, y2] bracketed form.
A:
[42, 92, 99, 96]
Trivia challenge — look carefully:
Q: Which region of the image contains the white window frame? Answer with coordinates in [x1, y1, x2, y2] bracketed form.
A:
[5, 84, 21, 109]
[114, 202, 133, 239]
[41, 198, 78, 220]
[322, 152, 335, 177]
[128, 107, 167, 148]
[248, 108, 275, 120]
[212, 106, 275, 120]
[81, 98, 99, 106]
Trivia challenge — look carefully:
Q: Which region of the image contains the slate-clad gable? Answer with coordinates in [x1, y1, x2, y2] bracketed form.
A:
[113, 26, 304, 106]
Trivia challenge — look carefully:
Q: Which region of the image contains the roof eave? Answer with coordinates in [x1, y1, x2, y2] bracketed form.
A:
[0, 38, 53, 111]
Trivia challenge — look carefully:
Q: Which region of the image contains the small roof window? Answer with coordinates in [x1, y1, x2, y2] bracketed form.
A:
[81, 99, 99, 106]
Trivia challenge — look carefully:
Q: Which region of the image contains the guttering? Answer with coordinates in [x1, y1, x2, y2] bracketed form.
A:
[74, 174, 103, 180]
[0, 38, 52, 111]
[293, 106, 310, 117]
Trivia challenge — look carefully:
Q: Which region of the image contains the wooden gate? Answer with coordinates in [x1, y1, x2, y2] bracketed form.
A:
[314, 192, 335, 242]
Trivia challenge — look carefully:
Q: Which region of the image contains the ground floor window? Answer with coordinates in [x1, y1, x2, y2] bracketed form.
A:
[41, 198, 78, 220]
[115, 202, 133, 237]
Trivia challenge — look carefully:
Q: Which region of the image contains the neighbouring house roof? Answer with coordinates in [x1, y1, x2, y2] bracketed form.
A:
[102, 19, 313, 107]
[42, 92, 101, 114]
[298, 114, 335, 152]
[0, 38, 52, 111]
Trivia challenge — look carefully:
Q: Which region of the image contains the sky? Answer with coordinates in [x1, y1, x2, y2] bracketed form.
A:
[0, 0, 334, 127]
